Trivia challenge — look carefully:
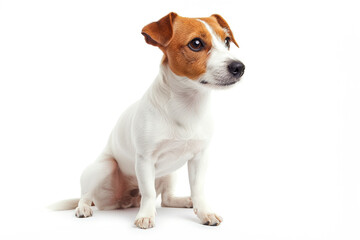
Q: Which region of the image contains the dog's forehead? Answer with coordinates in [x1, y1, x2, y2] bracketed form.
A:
[198, 17, 228, 40]
[172, 16, 227, 43]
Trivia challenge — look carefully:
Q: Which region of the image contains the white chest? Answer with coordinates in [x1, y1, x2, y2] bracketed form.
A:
[153, 138, 208, 177]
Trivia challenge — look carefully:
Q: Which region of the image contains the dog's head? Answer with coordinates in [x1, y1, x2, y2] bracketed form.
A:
[142, 12, 245, 89]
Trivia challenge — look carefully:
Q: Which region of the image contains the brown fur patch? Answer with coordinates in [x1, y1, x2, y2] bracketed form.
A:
[209, 14, 239, 47]
[165, 16, 213, 80]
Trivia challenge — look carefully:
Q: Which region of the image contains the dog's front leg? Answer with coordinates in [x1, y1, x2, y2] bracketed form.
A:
[188, 151, 223, 226]
[134, 154, 157, 229]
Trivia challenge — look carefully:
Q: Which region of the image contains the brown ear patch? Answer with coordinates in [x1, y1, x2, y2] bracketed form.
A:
[141, 12, 178, 47]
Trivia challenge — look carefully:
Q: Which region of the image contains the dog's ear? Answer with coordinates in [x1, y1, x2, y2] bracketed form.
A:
[211, 14, 239, 48]
[141, 12, 178, 47]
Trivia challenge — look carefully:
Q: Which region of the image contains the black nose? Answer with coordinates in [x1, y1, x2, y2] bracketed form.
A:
[228, 61, 245, 78]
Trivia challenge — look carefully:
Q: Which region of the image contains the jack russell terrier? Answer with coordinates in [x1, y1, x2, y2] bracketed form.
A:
[51, 12, 245, 229]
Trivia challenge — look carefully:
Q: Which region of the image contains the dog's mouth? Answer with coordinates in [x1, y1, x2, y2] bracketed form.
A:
[200, 80, 239, 87]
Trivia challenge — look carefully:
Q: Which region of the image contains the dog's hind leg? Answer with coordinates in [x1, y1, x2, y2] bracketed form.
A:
[75, 153, 124, 218]
[157, 174, 193, 208]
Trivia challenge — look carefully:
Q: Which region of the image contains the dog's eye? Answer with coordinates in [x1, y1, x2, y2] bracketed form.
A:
[225, 37, 231, 49]
[188, 38, 204, 52]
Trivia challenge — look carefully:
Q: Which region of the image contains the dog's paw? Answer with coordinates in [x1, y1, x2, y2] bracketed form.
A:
[75, 205, 93, 218]
[194, 209, 223, 226]
[134, 217, 155, 229]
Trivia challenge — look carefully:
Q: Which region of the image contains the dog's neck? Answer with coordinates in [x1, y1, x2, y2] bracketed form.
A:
[148, 63, 212, 126]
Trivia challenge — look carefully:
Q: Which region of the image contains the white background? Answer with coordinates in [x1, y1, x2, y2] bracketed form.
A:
[0, 0, 359, 239]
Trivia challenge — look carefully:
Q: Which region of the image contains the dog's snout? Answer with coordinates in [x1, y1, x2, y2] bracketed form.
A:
[228, 61, 245, 78]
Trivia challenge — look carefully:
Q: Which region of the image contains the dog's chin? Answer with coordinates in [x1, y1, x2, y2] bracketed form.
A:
[199, 79, 240, 89]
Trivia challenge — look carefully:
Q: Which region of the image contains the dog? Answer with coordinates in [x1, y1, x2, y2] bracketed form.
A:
[50, 12, 245, 229]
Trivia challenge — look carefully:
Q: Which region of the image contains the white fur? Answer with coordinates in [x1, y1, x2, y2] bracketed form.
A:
[198, 19, 240, 88]
[50, 19, 242, 229]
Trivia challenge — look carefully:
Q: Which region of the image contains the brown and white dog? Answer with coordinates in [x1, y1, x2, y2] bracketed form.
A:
[51, 12, 245, 229]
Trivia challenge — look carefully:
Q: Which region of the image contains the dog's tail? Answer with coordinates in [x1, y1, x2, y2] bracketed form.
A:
[47, 198, 80, 211]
